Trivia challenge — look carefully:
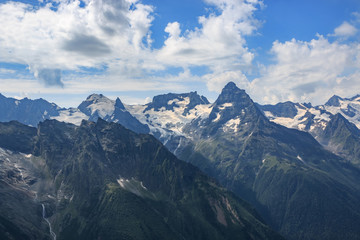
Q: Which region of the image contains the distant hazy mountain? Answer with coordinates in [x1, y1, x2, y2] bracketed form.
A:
[0, 119, 282, 240]
[259, 94, 360, 166]
[0, 93, 149, 134]
[0, 93, 60, 126]
[76, 94, 149, 134]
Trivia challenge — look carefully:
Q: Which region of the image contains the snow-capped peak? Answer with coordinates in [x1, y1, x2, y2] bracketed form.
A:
[78, 94, 115, 119]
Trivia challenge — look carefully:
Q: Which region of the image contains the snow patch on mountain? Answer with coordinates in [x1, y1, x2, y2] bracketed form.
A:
[265, 103, 345, 133]
[126, 101, 212, 137]
[218, 103, 233, 110]
[224, 118, 241, 132]
[52, 108, 89, 125]
[323, 98, 360, 129]
[213, 113, 221, 122]
[81, 94, 115, 119]
[261, 94, 360, 156]
[168, 97, 190, 106]
[264, 105, 308, 129]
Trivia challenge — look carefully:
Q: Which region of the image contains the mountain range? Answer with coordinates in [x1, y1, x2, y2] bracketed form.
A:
[259, 95, 360, 167]
[0, 83, 360, 239]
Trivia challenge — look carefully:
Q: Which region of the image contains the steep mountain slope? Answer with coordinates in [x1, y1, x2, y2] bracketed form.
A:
[0, 119, 282, 240]
[317, 113, 360, 166]
[0, 149, 50, 240]
[174, 82, 360, 240]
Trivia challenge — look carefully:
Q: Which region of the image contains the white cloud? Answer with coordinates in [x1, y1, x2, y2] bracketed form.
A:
[0, 0, 262, 95]
[0, 0, 155, 86]
[156, 0, 262, 72]
[250, 35, 360, 105]
[164, 22, 181, 39]
[205, 70, 250, 93]
[331, 21, 357, 37]
[0, 67, 193, 98]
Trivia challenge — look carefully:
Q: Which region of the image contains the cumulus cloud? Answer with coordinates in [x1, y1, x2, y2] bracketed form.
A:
[205, 71, 250, 93]
[0, 0, 155, 87]
[330, 21, 358, 38]
[250, 35, 360, 105]
[0, 0, 264, 96]
[164, 22, 181, 39]
[156, 0, 262, 72]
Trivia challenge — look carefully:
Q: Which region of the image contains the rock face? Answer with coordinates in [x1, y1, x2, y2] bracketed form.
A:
[0, 144, 54, 240]
[318, 113, 360, 166]
[0, 119, 282, 240]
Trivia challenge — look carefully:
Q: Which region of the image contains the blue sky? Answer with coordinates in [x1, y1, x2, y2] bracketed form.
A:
[0, 0, 359, 107]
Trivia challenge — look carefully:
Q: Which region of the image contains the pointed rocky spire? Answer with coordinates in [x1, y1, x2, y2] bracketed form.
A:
[115, 97, 125, 110]
[214, 81, 252, 106]
[204, 82, 267, 134]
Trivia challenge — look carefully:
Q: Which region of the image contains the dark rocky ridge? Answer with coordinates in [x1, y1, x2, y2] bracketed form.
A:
[0, 119, 283, 240]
